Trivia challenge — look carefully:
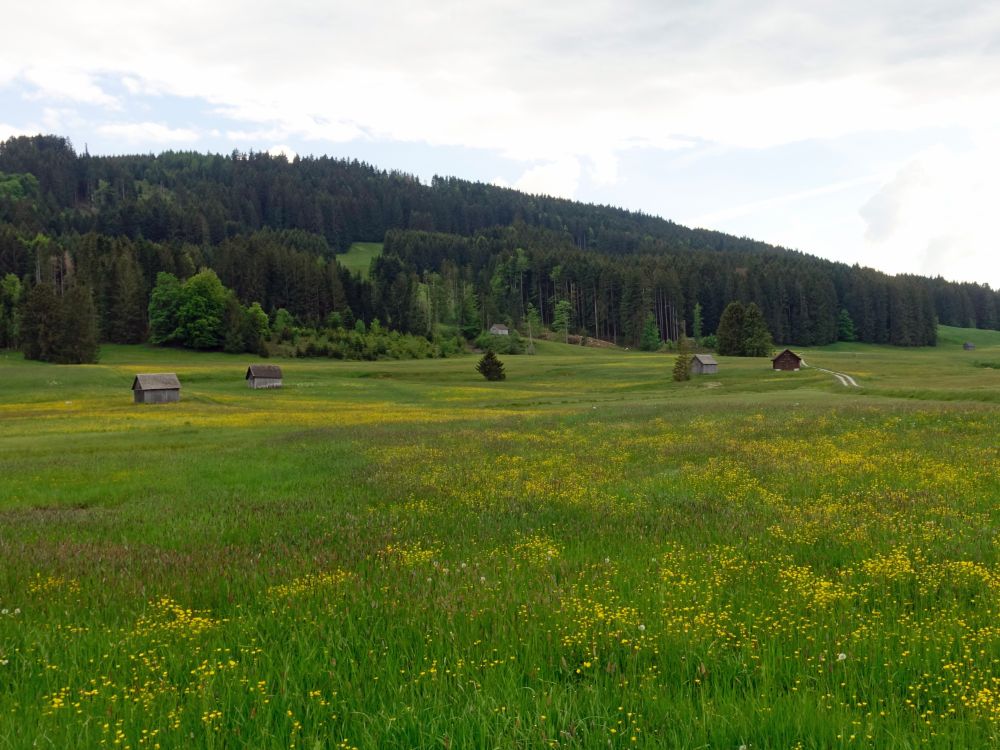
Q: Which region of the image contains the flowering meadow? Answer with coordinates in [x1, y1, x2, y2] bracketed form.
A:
[1, 328, 999, 748]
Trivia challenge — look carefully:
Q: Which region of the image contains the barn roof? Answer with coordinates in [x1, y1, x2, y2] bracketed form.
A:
[246, 364, 283, 379]
[132, 373, 181, 391]
[772, 348, 801, 361]
[691, 354, 718, 365]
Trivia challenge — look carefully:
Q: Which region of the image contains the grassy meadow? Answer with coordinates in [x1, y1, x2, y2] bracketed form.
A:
[1, 329, 1000, 748]
[333, 243, 383, 278]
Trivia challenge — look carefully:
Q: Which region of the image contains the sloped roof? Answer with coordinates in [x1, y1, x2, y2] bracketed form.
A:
[489, 324, 509, 332]
[691, 354, 718, 365]
[132, 373, 181, 391]
[772, 348, 801, 361]
[246, 364, 283, 379]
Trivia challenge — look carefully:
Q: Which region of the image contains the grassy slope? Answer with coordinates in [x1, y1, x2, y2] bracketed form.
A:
[334, 241, 383, 278]
[1, 331, 999, 748]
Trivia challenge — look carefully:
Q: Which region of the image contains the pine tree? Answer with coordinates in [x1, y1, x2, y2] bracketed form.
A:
[0, 273, 22, 349]
[476, 350, 505, 381]
[716, 301, 745, 355]
[742, 302, 774, 357]
[58, 284, 99, 363]
[692, 303, 704, 343]
[19, 282, 61, 361]
[672, 335, 691, 381]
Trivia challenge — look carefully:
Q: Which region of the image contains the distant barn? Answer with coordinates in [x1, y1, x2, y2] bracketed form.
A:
[690, 353, 718, 375]
[488, 324, 510, 336]
[132, 373, 180, 404]
[772, 349, 802, 371]
[964, 341, 976, 351]
[246, 364, 283, 389]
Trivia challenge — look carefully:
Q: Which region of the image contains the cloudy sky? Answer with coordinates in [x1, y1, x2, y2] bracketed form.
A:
[2, 1, 998, 287]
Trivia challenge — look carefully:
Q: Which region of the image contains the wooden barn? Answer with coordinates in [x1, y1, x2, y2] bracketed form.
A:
[246, 364, 283, 389]
[690, 353, 718, 375]
[964, 341, 976, 350]
[132, 373, 181, 404]
[488, 323, 510, 336]
[772, 349, 802, 371]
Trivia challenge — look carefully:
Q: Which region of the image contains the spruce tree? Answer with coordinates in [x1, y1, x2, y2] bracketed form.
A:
[58, 284, 99, 363]
[672, 335, 691, 381]
[639, 313, 661, 351]
[742, 302, 774, 357]
[552, 299, 572, 343]
[476, 350, 506, 381]
[19, 282, 61, 361]
[716, 301, 745, 355]
[837, 309, 857, 341]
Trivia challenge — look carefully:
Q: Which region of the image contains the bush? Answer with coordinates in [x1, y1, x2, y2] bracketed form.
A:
[475, 330, 525, 354]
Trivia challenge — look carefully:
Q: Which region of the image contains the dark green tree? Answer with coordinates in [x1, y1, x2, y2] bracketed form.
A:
[716, 301, 745, 355]
[58, 284, 100, 363]
[0, 273, 22, 348]
[692, 302, 704, 342]
[476, 349, 505, 381]
[672, 335, 691, 381]
[19, 282, 61, 361]
[742, 302, 774, 357]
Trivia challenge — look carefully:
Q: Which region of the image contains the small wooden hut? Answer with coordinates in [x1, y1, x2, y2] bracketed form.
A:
[132, 373, 181, 404]
[964, 341, 976, 351]
[246, 364, 283, 389]
[771, 349, 802, 371]
[488, 324, 510, 336]
[690, 353, 718, 375]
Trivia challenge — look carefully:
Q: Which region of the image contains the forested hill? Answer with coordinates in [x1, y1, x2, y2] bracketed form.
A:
[1, 134, 998, 356]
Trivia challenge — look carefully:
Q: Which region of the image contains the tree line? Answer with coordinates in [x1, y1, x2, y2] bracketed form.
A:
[0, 133, 997, 361]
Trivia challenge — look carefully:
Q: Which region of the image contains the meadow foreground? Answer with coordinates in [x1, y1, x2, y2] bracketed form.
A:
[1, 332, 999, 748]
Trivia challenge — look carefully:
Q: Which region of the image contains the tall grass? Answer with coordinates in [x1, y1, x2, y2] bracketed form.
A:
[1, 335, 999, 748]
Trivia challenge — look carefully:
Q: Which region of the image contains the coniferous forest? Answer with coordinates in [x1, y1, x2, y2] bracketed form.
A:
[1, 134, 998, 362]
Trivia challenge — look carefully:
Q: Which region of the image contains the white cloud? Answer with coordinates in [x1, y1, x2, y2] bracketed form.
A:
[97, 121, 200, 144]
[267, 144, 297, 160]
[513, 158, 582, 199]
[21, 66, 118, 108]
[859, 144, 1000, 286]
[5, 1, 999, 158]
[0, 123, 34, 140]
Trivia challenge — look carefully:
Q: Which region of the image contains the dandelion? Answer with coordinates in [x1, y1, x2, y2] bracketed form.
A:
[638, 624, 646, 632]
[837, 653, 847, 662]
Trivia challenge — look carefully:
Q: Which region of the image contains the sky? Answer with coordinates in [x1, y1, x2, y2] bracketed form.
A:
[1, 1, 998, 288]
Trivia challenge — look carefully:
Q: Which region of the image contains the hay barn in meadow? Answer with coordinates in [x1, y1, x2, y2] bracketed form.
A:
[690, 353, 718, 374]
[488, 324, 510, 335]
[246, 364, 283, 389]
[132, 373, 181, 404]
[964, 342, 976, 350]
[772, 349, 802, 371]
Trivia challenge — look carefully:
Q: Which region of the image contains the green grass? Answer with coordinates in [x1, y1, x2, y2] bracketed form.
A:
[1, 331, 999, 748]
[334, 242, 383, 278]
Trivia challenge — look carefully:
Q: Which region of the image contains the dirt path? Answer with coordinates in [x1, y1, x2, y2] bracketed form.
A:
[800, 359, 860, 387]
